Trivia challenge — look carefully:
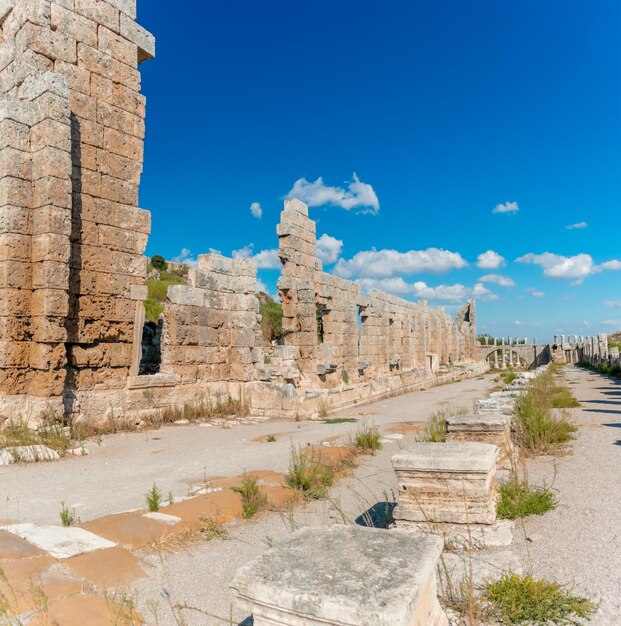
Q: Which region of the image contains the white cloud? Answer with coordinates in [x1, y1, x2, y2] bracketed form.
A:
[333, 248, 467, 279]
[256, 278, 268, 293]
[517, 252, 596, 284]
[565, 221, 587, 230]
[604, 300, 621, 309]
[476, 250, 505, 269]
[531, 290, 545, 297]
[250, 202, 262, 219]
[517, 252, 621, 284]
[356, 278, 497, 302]
[232, 244, 281, 269]
[479, 274, 515, 287]
[316, 233, 343, 265]
[286, 173, 380, 214]
[171, 247, 197, 267]
[514, 320, 522, 326]
[603, 319, 621, 328]
[492, 201, 519, 214]
[601, 260, 621, 270]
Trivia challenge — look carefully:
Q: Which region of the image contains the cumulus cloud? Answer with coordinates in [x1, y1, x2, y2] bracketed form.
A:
[286, 173, 380, 214]
[604, 300, 621, 309]
[479, 274, 515, 287]
[316, 233, 343, 265]
[492, 201, 519, 214]
[356, 278, 497, 303]
[517, 252, 621, 284]
[232, 244, 281, 269]
[565, 221, 587, 230]
[171, 248, 197, 267]
[333, 248, 467, 279]
[250, 202, 262, 219]
[476, 250, 505, 269]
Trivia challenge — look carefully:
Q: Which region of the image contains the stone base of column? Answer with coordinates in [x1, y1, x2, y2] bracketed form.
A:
[230, 525, 448, 626]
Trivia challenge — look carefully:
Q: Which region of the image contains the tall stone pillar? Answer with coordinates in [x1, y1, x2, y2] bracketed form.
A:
[277, 199, 321, 379]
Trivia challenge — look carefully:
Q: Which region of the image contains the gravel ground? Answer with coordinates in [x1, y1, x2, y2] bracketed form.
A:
[0, 376, 491, 526]
[511, 365, 621, 625]
[133, 424, 410, 625]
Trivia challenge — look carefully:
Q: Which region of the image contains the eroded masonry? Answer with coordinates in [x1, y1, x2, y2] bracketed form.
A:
[0, 0, 484, 426]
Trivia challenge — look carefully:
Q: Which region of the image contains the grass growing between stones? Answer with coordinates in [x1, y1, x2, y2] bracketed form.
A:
[497, 481, 556, 520]
[286, 446, 334, 500]
[0, 413, 72, 453]
[483, 573, 596, 624]
[515, 369, 577, 454]
[500, 371, 518, 385]
[232, 475, 267, 519]
[417, 406, 469, 442]
[59, 502, 79, 527]
[353, 423, 382, 453]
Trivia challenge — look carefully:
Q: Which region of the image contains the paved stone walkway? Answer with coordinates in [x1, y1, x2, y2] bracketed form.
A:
[0, 375, 492, 624]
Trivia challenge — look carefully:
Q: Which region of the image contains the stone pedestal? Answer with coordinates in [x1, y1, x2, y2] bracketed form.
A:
[445, 413, 513, 463]
[392, 442, 498, 526]
[230, 525, 448, 626]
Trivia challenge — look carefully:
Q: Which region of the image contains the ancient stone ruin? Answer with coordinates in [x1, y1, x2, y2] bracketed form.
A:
[0, 0, 154, 424]
[0, 0, 484, 427]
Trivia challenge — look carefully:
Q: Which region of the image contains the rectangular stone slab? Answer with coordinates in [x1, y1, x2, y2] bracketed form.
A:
[446, 413, 511, 432]
[392, 442, 497, 473]
[230, 525, 447, 626]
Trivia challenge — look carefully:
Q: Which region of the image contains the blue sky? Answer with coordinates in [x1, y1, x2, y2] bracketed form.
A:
[137, 0, 621, 341]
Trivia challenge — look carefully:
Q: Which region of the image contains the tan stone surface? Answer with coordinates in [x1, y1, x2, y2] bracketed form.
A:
[64, 546, 146, 589]
[0, 529, 46, 559]
[29, 593, 143, 626]
[0, 555, 82, 613]
[80, 511, 175, 549]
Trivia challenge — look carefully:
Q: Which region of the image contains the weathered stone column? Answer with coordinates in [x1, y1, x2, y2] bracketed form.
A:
[501, 337, 506, 369]
[129, 284, 147, 376]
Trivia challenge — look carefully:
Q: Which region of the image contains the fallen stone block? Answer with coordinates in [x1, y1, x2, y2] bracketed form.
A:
[230, 525, 448, 626]
[0, 445, 60, 465]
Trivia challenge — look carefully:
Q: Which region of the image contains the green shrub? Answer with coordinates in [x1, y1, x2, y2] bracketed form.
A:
[286, 446, 334, 500]
[145, 483, 162, 512]
[257, 292, 283, 342]
[484, 573, 596, 624]
[150, 254, 168, 271]
[59, 502, 77, 527]
[500, 371, 518, 385]
[497, 480, 556, 519]
[232, 475, 267, 519]
[353, 424, 382, 453]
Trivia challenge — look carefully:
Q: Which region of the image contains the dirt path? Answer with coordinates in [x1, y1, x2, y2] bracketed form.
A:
[512, 365, 621, 625]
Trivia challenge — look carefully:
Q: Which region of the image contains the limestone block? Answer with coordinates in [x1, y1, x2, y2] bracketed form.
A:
[0, 119, 30, 151]
[102, 125, 143, 160]
[50, 2, 98, 48]
[75, 0, 120, 34]
[0, 445, 60, 465]
[446, 413, 513, 462]
[392, 442, 498, 525]
[98, 25, 137, 65]
[119, 12, 155, 63]
[230, 525, 447, 626]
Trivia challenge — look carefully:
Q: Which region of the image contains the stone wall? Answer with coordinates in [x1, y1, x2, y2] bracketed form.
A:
[0, 0, 154, 422]
[161, 254, 260, 384]
[277, 198, 478, 391]
[0, 2, 484, 426]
